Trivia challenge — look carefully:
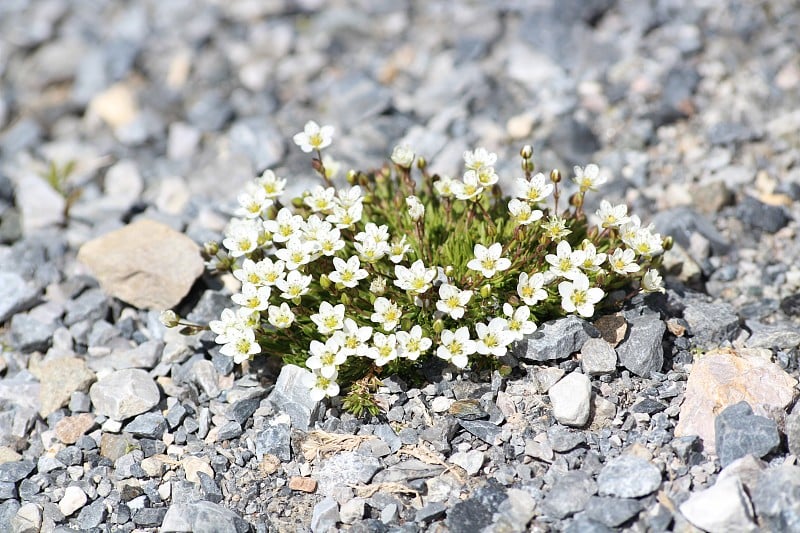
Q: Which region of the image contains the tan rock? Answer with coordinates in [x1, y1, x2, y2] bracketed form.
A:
[182, 455, 214, 484]
[0, 446, 22, 465]
[32, 357, 96, 417]
[88, 83, 138, 129]
[288, 476, 317, 493]
[675, 348, 797, 452]
[55, 413, 96, 444]
[77, 219, 204, 310]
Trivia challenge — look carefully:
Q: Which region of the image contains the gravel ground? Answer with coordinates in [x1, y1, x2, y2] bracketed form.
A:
[2, 0, 800, 531]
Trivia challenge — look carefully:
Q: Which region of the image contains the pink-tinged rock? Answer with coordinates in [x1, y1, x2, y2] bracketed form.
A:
[77, 219, 204, 310]
[33, 357, 96, 418]
[675, 348, 797, 452]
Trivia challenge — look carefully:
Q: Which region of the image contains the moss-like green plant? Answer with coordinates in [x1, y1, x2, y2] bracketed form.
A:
[165, 121, 669, 413]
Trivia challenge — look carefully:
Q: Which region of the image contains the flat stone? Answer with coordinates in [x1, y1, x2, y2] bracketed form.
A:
[34, 357, 96, 417]
[100, 433, 136, 462]
[90, 368, 161, 421]
[75, 498, 107, 529]
[541, 471, 596, 519]
[216, 421, 242, 441]
[182, 456, 214, 484]
[675, 348, 796, 452]
[11, 502, 42, 533]
[340, 497, 365, 524]
[0, 460, 35, 482]
[125, 412, 167, 439]
[736, 195, 790, 233]
[14, 172, 65, 234]
[191, 360, 220, 399]
[585, 496, 643, 528]
[55, 413, 96, 444]
[683, 300, 741, 348]
[547, 425, 586, 452]
[458, 419, 503, 445]
[288, 476, 317, 493]
[59, 485, 87, 516]
[490, 488, 536, 532]
[715, 401, 780, 467]
[63, 288, 109, 326]
[9, 313, 57, 352]
[446, 481, 508, 533]
[0, 272, 38, 323]
[580, 338, 617, 375]
[513, 316, 599, 362]
[161, 500, 251, 533]
[133, 507, 168, 527]
[679, 476, 756, 532]
[267, 364, 323, 431]
[616, 309, 665, 378]
[597, 454, 661, 498]
[311, 497, 339, 533]
[548, 372, 592, 427]
[77, 219, 204, 310]
[91, 340, 164, 371]
[315, 451, 382, 497]
[255, 424, 291, 462]
[750, 465, 800, 532]
[449, 450, 484, 475]
[652, 207, 730, 257]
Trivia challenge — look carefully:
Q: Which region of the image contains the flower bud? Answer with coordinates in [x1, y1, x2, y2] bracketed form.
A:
[311, 158, 323, 174]
[370, 276, 386, 295]
[663, 235, 674, 251]
[291, 197, 304, 208]
[480, 285, 492, 299]
[320, 274, 332, 290]
[159, 310, 180, 328]
[569, 192, 581, 207]
[520, 144, 533, 159]
[346, 169, 358, 184]
[401, 318, 412, 331]
[391, 144, 415, 168]
[550, 169, 562, 183]
[203, 241, 219, 257]
[416, 156, 427, 170]
[521, 159, 535, 173]
[340, 293, 351, 306]
[433, 319, 445, 334]
[444, 265, 454, 277]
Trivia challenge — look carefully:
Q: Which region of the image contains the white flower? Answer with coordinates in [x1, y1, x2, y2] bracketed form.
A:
[371, 297, 402, 331]
[608, 248, 641, 275]
[467, 243, 511, 278]
[558, 273, 604, 318]
[303, 368, 340, 401]
[454, 171, 485, 201]
[503, 303, 537, 342]
[463, 147, 497, 171]
[335, 185, 363, 209]
[327, 203, 363, 229]
[545, 240, 586, 280]
[406, 195, 425, 221]
[369, 276, 387, 295]
[302, 215, 328, 242]
[354, 237, 390, 264]
[433, 175, 456, 197]
[210, 308, 257, 344]
[256, 169, 286, 199]
[436, 283, 473, 320]
[368, 332, 398, 366]
[293, 120, 334, 153]
[219, 327, 260, 364]
[304, 185, 336, 213]
[579, 241, 606, 272]
[310, 301, 345, 335]
[322, 155, 340, 179]
[388, 236, 411, 264]
[641, 269, 666, 293]
[396, 325, 432, 361]
[265, 207, 305, 243]
[517, 272, 548, 306]
[595, 200, 630, 228]
[222, 218, 261, 258]
[573, 163, 607, 191]
[475, 317, 513, 357]
[332, 318, 373, 358]
[391, 144, 415, 167]
[258, 258, 286, 286]
[235, 183, 273, 219]
[231, 282, 271, 311]
[475, 166, 499, 187]
[267, 303, 295, 329]
[541, 216, 571, 240]
[306, 337, 346, 378]
[628, 229, 664, 258]
[517, 173, 554, 204]
[356, 223, 390, 244]
[508, 198, 543, 226]
[329, 256, 368, 288]
[232, 259, 266, 286]
[275, 238, 320, 270]
[437, 327, 476, 369]
[394, 259, 437, 294]
[276, 270, 312, 299]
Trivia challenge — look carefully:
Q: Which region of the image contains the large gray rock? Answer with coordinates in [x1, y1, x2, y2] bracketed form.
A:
[9, 313, 57, 352]
[580, 338, 617, 375]
[597, 454, 661, 498]
[513, 316, 599, 362]
[161, 501, 250, 533]
[616, 309, 665, 377]
[0, 272, 38, 324]
[541, 471, 597, 519]
[90, 368, 160, 421]
[683, 300, 741, 348]
[315, 451, 383, 497]
[267, 364, 323, 431]
[679, 477, 756, 533]
[715, 401, 780, 468]
[750, 465, 800, 532]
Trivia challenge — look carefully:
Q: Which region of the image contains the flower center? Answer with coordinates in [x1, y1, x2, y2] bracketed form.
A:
[481, 258, 496, 270]
[485, 335, 498, 348]
[572, 290, 587, 306]
[236, 339, 252, 354]
[323, 316, 339, 329]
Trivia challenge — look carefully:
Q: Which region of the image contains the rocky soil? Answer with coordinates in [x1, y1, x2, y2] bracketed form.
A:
[2, 0, 800, 531]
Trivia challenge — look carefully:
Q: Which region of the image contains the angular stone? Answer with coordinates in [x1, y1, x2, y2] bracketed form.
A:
[63, 288, 109, 326]
[597, 454, 661, 498]
[9, 313, 57, 352]
[446, 481, 508, 533]
[458, 420, 502, 445]
[683, 300, 741, 348]
[548, 372, 592, 427]
[55, 413, 96, 444]
[592, 314, 627, 347]
[0, 460, 35, 482]
[75, 497, 106, 528]
[715, 401, 780, 468]
[679, 476, 756, 532]
[750, 465, 800, 532]
[11, 502, 42, 533]
[0, 272, 38, 324]
[77, 219, 204, 310]
[90, 368, 161, 421]
[541, 471, 596, 519]
[34, 357, 96, 417]
[100, 433, 136, 462]
[92, 340, 164, 371]
[449, 450, 484, 475]
[616, 310, 665, 378]
[513, 316, 599, 362]
[267, 365, 322, 431]
[182, 456, 214, 484]
[216, 421, 242, 441]
[14, 173, 65, 234]
[125, 412, 167, 439]
[288, 476, 317, 493]
[59, 485, 87, 516]
[736, 195, 790, 233]
[315, 451, 382, 497]
[675, 348, 796, 452]
[585, 496, 642, 528]
[580, 338, 617, 375]
[161, 500, 250, 533]
[255, 424, 291, 462]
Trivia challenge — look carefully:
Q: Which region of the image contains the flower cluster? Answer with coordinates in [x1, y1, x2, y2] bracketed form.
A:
[180, 121, 667, 409]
